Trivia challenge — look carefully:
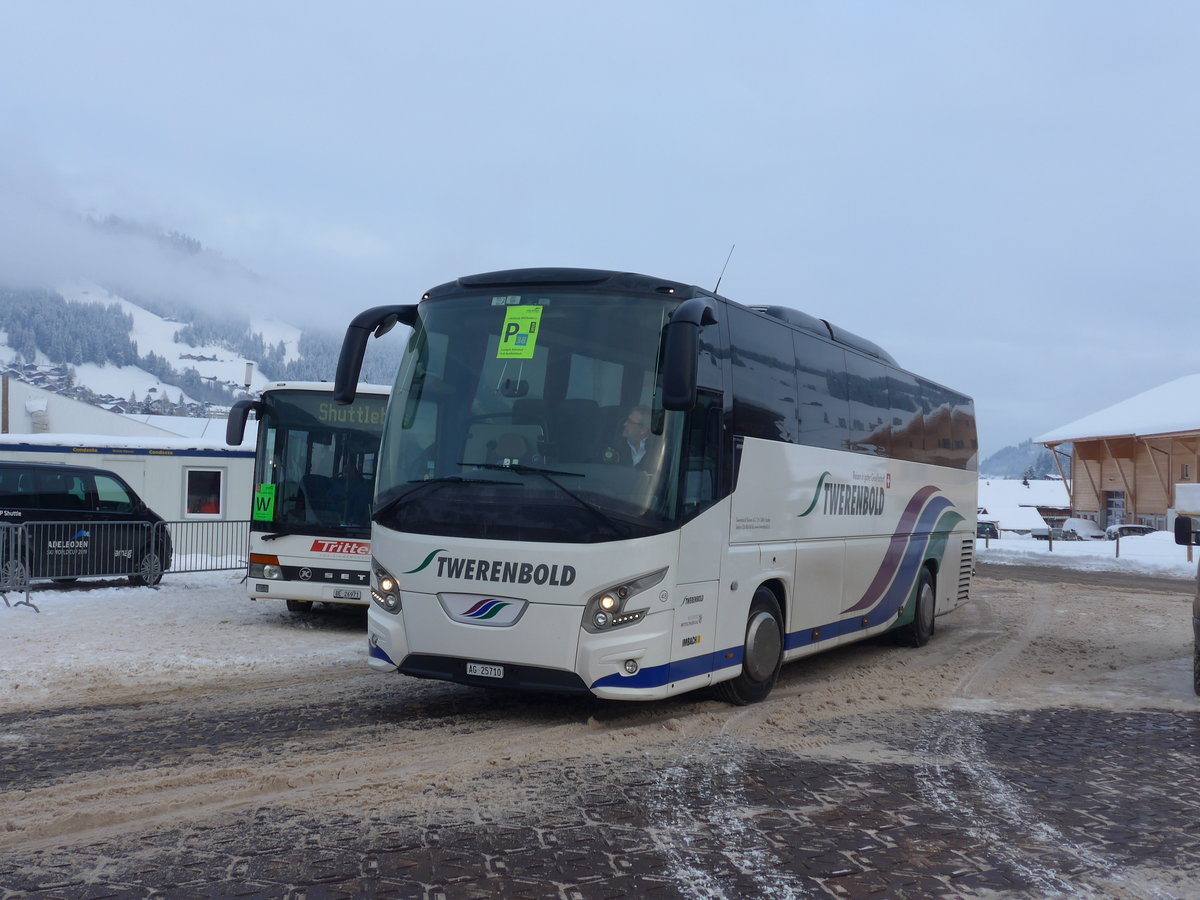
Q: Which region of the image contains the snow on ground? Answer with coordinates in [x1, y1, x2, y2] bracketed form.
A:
[0, 570, 363, 714]
[978, 529, 1197, 579]
[2, 532, 1193, 715]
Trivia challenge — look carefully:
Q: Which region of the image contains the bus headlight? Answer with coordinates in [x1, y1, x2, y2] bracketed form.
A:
[371, 557, 402, 614]
[582, 567, 668, 634]
[250, 553, 282, 579]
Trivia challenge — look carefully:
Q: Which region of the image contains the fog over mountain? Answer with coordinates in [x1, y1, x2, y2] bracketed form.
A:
[0, 203, 402, 415]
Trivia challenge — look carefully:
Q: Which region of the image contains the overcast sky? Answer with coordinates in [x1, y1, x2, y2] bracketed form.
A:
[1, 2, 1196, 457]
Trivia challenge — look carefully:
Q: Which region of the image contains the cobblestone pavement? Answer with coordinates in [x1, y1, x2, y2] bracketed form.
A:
[3, 704, 1199, 899]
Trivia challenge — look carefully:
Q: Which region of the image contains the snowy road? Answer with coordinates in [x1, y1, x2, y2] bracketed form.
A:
[1, 566, 1199, 897]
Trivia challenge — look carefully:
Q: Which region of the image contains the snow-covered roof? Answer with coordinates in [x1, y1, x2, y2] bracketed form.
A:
[121, 414, 235, 440]
[0, 432, 253, 454]
[1036, 374, 1200, 444]
[977, 477, 1069, 531]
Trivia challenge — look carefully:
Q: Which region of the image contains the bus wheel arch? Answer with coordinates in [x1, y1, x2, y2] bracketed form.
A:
[716, 584, 784, 706]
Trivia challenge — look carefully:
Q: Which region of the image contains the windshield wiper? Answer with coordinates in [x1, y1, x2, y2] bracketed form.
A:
[464, 462, 630, 538]
[260, 528, 306, 541]
[374, 475, 515, 522]
[261, 524, 367, 541]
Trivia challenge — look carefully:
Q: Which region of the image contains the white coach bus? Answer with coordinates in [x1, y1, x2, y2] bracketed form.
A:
[227, 381, 389, 613]
[334, 268, 977, 703]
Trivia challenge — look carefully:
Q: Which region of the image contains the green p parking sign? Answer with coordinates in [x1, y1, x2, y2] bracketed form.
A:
[497, 306, 543, 359]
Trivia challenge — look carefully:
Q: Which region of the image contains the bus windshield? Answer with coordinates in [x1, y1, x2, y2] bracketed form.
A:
[376, 291, 687, 543]
[254, 390, 388, 535]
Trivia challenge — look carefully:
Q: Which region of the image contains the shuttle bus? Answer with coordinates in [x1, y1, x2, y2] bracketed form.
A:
[227, 381, 390, 613]
[335, 268, 976, 703]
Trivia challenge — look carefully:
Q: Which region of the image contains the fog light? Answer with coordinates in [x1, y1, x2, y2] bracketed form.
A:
[593, 611, 610, 628]
[623, 659, 639, 675]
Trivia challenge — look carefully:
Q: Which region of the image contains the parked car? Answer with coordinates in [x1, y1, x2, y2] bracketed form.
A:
[1105, 523, 1157, 541]
[976, 521, 999, 539]
[0, 461, 172, 587]
[1060, 517, 1106, 541]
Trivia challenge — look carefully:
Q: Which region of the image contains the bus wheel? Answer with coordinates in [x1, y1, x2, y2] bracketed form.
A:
[286, 598, 314, 614]
[1193, 638, 1199, 696]
[716, 588, 784, 706]
[131, 547, 164, 587]
[896, 568, 935, 648]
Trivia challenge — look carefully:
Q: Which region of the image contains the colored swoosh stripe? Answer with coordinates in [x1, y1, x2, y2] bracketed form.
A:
[841, 486, 956, 615]
[840, 486, 939, 613]
[464, 599, 510, 619]
[868, 507, 965, 620]
[403, 548, 446, 574]
[797, 471, 833, 517]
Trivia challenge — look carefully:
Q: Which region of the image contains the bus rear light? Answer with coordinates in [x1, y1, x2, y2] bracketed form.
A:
[249, 554, 282, 579]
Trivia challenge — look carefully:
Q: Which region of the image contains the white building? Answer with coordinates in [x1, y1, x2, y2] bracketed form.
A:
[1, 378, 254, 520]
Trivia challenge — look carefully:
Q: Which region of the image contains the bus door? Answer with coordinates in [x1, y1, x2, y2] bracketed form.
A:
[672, 389, 726, 671]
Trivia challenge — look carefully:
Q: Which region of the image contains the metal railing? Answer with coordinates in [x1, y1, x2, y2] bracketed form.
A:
[164, 519, 250, 575]
[0, 519, 250, 598]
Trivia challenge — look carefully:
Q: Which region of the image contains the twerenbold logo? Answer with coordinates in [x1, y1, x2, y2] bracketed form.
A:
[461, 599, 512, 620]
[404, 549, 447, 574]
[797, 472, 831, 517]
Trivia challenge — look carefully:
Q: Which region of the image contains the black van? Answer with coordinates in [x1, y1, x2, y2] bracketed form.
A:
[0, 461, 172, 587]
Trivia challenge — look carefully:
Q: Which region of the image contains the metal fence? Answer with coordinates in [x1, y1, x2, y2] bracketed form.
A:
[0, 519, 250, 596]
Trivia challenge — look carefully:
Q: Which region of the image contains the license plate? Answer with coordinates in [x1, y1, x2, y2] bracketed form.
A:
[333, 588, 362, 600]
[466, 662, 504, 679]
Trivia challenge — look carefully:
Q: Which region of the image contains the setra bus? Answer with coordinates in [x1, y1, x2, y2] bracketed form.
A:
[227, 381, 390, 613]
[334, 268, 977, 702]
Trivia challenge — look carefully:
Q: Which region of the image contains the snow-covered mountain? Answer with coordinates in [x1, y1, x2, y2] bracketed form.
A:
[0, 280, 382, 417]
[64, 281, 300, 402]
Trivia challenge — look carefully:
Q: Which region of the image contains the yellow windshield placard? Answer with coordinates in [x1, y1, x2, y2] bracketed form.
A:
[497, 306, 543, 359]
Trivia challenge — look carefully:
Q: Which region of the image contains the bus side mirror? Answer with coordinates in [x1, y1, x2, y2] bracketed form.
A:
[335, 304, 418, 405]
[662, 299, 718, 411]
[226, 399, 264, 446]
[1176, 515, 1199, 546]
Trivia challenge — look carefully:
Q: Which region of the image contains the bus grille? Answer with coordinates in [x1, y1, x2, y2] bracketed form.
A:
[957, 539, 974, 601]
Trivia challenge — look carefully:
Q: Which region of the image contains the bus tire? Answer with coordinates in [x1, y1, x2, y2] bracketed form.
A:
[1193, 638, 1199, 696]
[131, 546, 164, 587]
[896, 567, 935, 648]
[716, 587, 784, 706]
[286, 598, 314, 614]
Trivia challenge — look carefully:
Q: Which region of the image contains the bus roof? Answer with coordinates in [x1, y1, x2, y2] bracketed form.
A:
[422, 267, 899, 368]
[260, 381, 391, 396]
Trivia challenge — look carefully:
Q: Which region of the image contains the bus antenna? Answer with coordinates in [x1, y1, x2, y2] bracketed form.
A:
[713, 244, 736, 293]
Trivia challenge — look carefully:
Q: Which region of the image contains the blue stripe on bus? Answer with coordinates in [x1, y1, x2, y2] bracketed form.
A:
[368, 642, 395, 665]
[590, 606, 911, 691]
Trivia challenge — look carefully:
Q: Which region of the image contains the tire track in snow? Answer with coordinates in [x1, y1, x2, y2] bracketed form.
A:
[641, 738, 810, 900]
[917, 586, 1178, 899]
